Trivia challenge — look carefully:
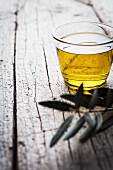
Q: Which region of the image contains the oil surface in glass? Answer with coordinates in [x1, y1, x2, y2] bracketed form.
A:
[57, 33, 113, 93]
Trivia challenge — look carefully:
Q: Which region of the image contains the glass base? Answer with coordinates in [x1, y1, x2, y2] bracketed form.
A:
[65, 80, 106, 94]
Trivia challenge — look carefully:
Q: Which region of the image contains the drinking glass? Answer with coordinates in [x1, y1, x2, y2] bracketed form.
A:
[53, 21, 113, 93]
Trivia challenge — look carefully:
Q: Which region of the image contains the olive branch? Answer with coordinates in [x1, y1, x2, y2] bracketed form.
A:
[39, 83, 113, 147]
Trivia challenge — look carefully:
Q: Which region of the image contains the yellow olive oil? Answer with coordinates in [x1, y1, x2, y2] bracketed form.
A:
[57, 33, 113, 93]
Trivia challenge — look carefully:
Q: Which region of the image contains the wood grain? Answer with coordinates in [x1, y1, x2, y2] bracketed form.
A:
[0, 1, 16, 169]
[0, 0, 113, 170]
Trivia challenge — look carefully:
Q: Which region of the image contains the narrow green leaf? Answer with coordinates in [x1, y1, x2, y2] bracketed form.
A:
[98, 116, 113, 133]
[97, 98, 105, 107]
[89, 89, 99, 109]
[75, 83, 84, 109]
[50, 114, 74, 147]
[81, 95, 104, 108]
[82, 95, 92, 107]
[61, 93, 105, 108]
[84, 112, 96, 127]
[61, 94, 91, 108]
[105, 89, 113, 108]
[89, 88, 108, 97]
[76, 83, 83, 97]
[95, 112, 103, 132]
[79, 121, 97, 143]
[64, 116, 85, 140]
[61, 94, 77, 104]
[39, 101, 75, 111]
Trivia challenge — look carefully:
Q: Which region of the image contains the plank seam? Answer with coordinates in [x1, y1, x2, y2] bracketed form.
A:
[12, 11, 18, 170]
[42, 46, 54, 97]
[90, 138, 103, 170]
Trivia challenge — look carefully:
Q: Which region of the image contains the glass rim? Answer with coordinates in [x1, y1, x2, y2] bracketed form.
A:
[53, 21, 113, 46]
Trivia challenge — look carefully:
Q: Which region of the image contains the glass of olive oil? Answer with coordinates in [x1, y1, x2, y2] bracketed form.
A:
[53, 22, 113, 93]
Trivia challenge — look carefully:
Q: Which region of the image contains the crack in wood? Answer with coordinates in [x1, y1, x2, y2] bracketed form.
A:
[35, 102, 43, 131]
[34, 76, 43, 131]
[74, 0, 91, 6]
[104, 132, 113, 154]
[54, 148, 62, 170]
[34, 80, 47, 150]
[75, 0, 104, 23]
[42, 46, 53, 97]
[67, 141, 74, 162]
[74, 1, 109, 36]
[12, 9, 18, 170]
[91, 134, 113, 169]
[90, 4, 103, 23]
[62, 113, 75, 165]
[90, 138, 104, 170]
[98, 133, 113, 168]
[42, 131, 47, 150]
[14, 0, 27, 15]
[89, 4, 109, 36]
[74, 0, 110, 29]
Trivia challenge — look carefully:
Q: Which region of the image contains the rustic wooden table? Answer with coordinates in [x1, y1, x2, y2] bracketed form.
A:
[0, 0, 113, 170]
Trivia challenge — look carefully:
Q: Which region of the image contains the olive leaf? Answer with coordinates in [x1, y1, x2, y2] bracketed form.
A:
[89, 88, 108, 98]
[79, 124, 97, 143]
[79, 115, 97, 143]
[95, 112, 103, 132]
[61, 94, 104, 108]
[50, 114, 74, 147]
[105, 89, 113, 108]
[60, 94, 77, 104]
[89, 89, 99, 110]
[63, 116, 85, 140]
[84, 112, 96, 127]
[61, 94, 77, 104]
[97, 116, 113, 133]
[39, 101, 75, 111]
[39, 84, 113, 147]
[61, 94, 91, 108]
[75, 83, 84, 109]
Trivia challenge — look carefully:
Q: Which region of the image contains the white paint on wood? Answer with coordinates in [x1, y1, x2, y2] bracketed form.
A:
[0, 16, 15, 170]
[16, 0, 113, 169]
[1, 0, 113, 169]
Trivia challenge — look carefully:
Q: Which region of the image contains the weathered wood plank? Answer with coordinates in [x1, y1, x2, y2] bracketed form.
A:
[14, 0, 113, 170]
[1, 0, 113, 170]
[16, 1, 61, 169]
[0, 10, 15, 170]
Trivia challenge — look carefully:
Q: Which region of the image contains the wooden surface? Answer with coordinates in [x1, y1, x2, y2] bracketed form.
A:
[0, 0, 113, 170]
